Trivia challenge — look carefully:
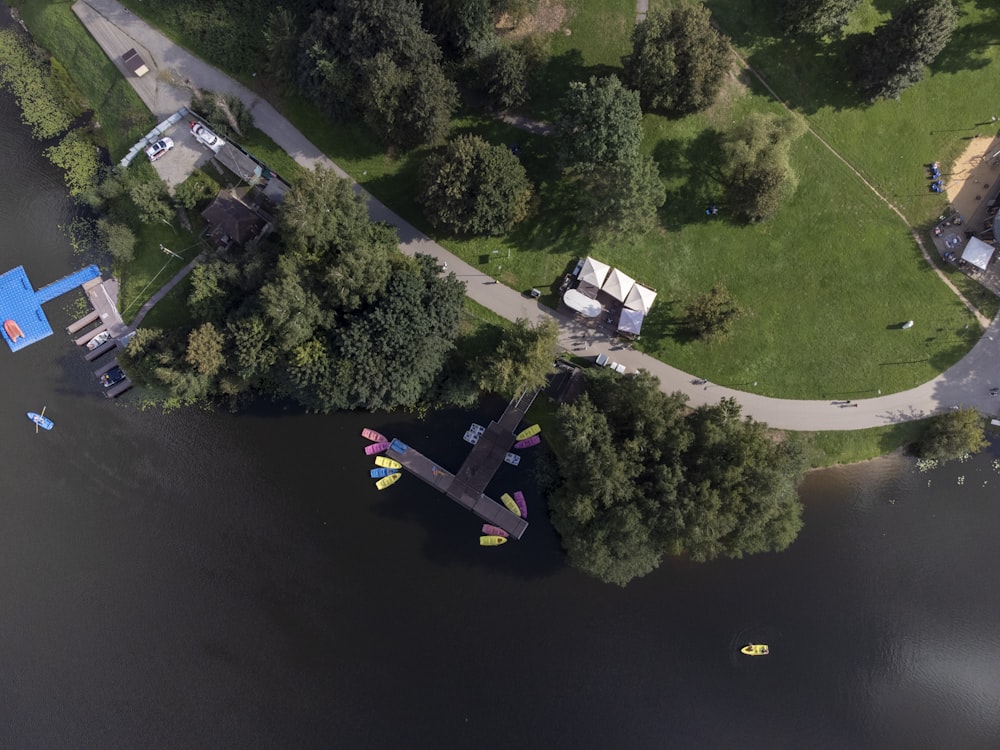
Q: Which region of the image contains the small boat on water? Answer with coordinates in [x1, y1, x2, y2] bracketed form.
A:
[504, 452, 520, 466]
[375, 472, 402, 490]
[514, 435, 541, 449]
[370, 467, 399, 479]
[515, 424, 541, 441]
[740, 644, 769, 656]
[500, 492, 521, 517]
[86, 330, 111, 350]
[479, 535, 508, 546]
[374, 456, 401, 469]
[27, 409, 53, 431]
[4, 319, 25, 342]
[513, 491, 527, 519]
[362, 427, 388, 443]
[481, 524, 509, 538]
[364, 441, 391, 456]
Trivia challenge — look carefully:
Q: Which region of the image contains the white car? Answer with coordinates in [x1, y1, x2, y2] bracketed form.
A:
[145, 137, 174, 161]
[190, 121, 224, 152]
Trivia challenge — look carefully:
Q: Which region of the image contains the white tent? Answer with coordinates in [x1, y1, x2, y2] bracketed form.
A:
[624, 282, 657, 314]
[618, 307, 644, 336]
[962, 236, 995, 270]
[602, 268, 635, 303]
[578, 256, 611, 288]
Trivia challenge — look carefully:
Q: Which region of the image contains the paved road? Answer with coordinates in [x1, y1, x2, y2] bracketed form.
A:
[71, 0, 1000, 430]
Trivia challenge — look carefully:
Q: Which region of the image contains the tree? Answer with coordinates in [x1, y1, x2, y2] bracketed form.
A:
[418, 134, 533, 236]
[129, 180, 174, 226]
[576, 154, 665, 236]
[779, 0, 862, 37]
[853, 0, 958, 101]
[918, 408, 989, 462]
[191, 90, 253, 138]
[422, 0, 493, 59]
[623, 4, 731, 115]
[473, 318, 557, 395]
[174, 169, 220, 210]
[185, 322, 227, 377]
[263, 8, 300, 92]
[555, 75, 642, 171]
[97, 218, 136, 264]
[718, 112, 806, 223]
[685, 284, 743, 341]
[545, 374, 806, 586]
[481, 45, 529, 111]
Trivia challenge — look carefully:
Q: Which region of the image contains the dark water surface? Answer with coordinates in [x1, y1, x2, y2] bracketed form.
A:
[1, 76, 999, 749]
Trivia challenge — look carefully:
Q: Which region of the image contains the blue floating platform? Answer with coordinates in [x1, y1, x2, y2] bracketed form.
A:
[0, 265, 101, 352]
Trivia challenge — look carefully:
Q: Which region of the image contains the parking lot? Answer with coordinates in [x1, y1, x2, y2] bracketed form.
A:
[148, 121, 216, 189]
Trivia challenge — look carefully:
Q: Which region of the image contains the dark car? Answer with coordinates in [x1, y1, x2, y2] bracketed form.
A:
[101, 366, 126, 388]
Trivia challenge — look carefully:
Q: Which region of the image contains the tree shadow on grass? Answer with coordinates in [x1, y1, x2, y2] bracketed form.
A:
[637, 300, 701, 347]
[652, 130, 727, 231]
[529, 49, 622, 121]
[931, 18, 997, 76]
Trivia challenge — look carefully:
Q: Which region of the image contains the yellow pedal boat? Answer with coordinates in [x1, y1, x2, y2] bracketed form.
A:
[515, 424, 541, 441]
[500, 492, 521, 516]
[375, 473, 402, 490]
[479, 535, 508, 546]
[374, 456, 401, 469]
[740, 644, 769, 656]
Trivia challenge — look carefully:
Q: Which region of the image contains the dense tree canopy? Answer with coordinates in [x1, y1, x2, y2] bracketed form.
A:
[472, 318, 558, 396]
[123, 168, 468, 413]
[853, 0, 958, 101]
[623, 4, 731, 116]
[418, 134, 534, 236]
[575, 154, 666, 236]
[917, 408, 989, 462]
[718, 112, 806, 223]
[300, 0, 457, 149]
[779, 0, 862, 37]
[685, 284, 743, 341]
[544, 372, 806, 586]
[555, 75, 643, 171]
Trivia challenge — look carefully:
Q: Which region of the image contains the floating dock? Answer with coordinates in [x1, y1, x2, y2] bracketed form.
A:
[0, 265, 101, 351]
[383, 388, 540, 539]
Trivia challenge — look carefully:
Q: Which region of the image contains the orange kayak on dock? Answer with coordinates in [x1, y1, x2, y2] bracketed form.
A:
[4, 319, 24, 342]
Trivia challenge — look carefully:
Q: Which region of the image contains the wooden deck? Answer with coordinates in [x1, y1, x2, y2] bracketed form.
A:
[383, 388, 541, 539]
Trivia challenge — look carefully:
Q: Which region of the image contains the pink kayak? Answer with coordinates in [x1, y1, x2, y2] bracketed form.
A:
[362, 427, 388, 443]
[481, 524, 509, 538]
[364, 441, 390, 455]
[513, 435, 540, 449]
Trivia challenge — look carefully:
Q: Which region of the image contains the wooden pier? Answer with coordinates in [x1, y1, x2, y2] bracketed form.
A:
[384, 388, 540, 539]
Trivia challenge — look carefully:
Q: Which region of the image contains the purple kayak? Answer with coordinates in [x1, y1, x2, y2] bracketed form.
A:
[513, 435, 541, 449]
[513, 491, 527, 519]
[481, 524, 509, 538]
[364, 441, 390, 455]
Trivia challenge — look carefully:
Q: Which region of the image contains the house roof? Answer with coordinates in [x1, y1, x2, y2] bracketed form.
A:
[201, 188, 266, 245]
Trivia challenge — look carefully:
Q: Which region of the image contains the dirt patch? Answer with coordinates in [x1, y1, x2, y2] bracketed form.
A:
[945, 134, 1000, 221]
[498, 0, 572, 40]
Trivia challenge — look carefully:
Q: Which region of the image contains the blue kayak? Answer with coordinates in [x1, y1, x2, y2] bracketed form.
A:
[27, 411, 53, 430]
[369, 467, 399, 479]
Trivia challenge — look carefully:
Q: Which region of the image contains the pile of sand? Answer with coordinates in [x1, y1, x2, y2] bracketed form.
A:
[945, 134, 1000, 220]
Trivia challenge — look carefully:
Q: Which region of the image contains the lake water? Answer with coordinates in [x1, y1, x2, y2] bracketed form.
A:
[1, 42, 999, 749]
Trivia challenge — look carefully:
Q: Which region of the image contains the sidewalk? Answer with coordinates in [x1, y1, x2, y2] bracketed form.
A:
[70, 0, 1000, 431]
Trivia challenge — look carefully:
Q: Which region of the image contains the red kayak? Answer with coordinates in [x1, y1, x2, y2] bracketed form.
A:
[4, 319, 24, 342]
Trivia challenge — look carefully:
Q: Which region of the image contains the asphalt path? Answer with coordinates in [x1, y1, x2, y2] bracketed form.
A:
[72, 0, 1000, 430]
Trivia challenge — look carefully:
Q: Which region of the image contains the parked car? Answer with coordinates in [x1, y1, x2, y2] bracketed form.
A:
[145, 137, 174, 161]
[101, 366, 126, 388]
[190, 121, 223, 152]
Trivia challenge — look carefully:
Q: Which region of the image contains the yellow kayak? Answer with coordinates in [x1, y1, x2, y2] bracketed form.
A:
[500, 492, 521, 516]
[375, 473, 402, 490]
[480, 535, 508, 546]
[374, 456, 401, 469]
[740, 644, 769, 656]
[515, 424, 541, 441]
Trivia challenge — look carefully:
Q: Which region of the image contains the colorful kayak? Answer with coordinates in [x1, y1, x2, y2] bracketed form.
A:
[740, 644, 769, 656]
[375, 472, 401, 490]
[479, 535, 508, 546]
[504, 452, 521, 466]
[513, 435, 541, 449]
[27, 411, 53, 431]
[374, 456, 401, 469]
[364, 441, 390, 456]
[515, 424, 541, 441]
[370, 467, 399, 479]
[481, 524, 509, 538]
[513, 491, 527, 519]
[500, 492, 521, 517]
[362, 427, 388, 443]
[4, 319, 24, 342]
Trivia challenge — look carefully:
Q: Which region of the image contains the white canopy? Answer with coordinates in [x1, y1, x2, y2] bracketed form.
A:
[578, 256, 611, 288]
[618, 307, 644, 336]
[962, 236, 995, 270]
[624, 283, 657, 313]
[563, 288, 601, 318]
[602, 268, 635, 303]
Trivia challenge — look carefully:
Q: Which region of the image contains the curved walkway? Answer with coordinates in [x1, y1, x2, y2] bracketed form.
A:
[72, 0, 1000, 431]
